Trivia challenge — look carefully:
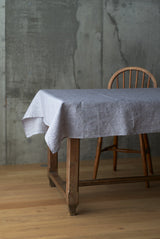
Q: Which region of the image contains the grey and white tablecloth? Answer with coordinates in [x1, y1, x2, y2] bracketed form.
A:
[22, 88, 160, 153]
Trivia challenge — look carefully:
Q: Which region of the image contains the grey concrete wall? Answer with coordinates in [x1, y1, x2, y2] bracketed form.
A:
[2, 0, 160, 165]
[0, 0, 6, 165]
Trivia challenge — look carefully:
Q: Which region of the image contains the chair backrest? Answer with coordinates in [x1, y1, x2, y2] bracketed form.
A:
[108, 67, 157, 89]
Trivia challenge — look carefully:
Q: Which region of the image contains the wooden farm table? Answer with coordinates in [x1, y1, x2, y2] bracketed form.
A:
[23, 88, 160, 215]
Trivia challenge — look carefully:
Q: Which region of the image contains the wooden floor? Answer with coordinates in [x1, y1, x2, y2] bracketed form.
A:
[1, 157, 160, 239]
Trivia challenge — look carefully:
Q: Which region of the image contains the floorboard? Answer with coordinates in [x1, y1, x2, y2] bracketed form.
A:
[0, 157, 160, 239]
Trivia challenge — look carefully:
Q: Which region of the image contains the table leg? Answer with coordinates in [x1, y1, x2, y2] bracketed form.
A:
[66, 138, 80, 216]
[139, 135, 149, 188]
[48, 147, 58, 187]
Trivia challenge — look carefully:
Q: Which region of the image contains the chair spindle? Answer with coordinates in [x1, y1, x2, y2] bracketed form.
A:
[116, 76, 119, 88]
[147, 76, 150, 88]
[129, 70, 132, 88]
[141, 72, 145, 88]
[135, 70, 138, 88]
[123, 72, 125, 88]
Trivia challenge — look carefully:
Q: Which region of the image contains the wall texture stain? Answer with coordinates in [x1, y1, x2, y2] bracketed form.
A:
[2, 0, 160, 165]
[105, 8, 128, 65]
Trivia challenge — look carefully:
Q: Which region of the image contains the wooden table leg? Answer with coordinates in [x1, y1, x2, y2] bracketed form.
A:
[139, 135, 149, 188]
[66, 138, 80, 216]
[48, 147, 58, 187]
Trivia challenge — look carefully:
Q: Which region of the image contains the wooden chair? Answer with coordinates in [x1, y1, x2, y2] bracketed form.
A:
[93, 67, 157, 187]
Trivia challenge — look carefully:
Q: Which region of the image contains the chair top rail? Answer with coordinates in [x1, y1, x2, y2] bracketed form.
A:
[108, 67, 157, 89]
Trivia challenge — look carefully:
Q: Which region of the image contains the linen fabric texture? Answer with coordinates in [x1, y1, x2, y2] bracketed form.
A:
[22, 88, 160, 153]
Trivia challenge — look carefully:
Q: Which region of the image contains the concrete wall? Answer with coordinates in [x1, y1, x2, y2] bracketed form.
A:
[1, 0, 160, 165]
[0, 0, 6, 165]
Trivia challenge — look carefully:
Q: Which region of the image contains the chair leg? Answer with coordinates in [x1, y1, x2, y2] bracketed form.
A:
[143, 134, 153, 174]
[113, 136, 118, 171]
[139, 134, 150, 188]
[93, 137, 103, 179]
